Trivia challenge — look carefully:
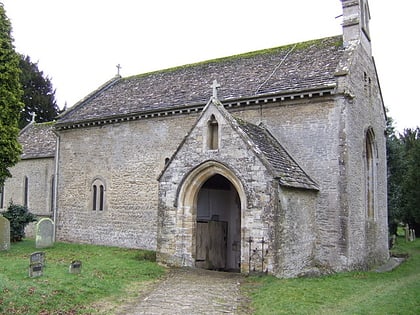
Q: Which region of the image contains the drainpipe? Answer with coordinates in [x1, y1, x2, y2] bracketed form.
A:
[52, 130, 60, 242]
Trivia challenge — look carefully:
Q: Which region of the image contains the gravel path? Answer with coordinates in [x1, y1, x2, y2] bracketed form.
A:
[118, 268, 248, 315]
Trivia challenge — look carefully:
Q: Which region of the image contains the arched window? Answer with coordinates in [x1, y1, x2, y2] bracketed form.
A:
[24, 176, 29, 207]
[91, 177, 106, 211]
[207, 114, 219, 150]
[365, 128, 376, 219]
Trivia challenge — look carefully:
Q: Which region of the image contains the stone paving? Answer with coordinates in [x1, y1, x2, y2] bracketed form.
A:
[118, 268, 248, 315]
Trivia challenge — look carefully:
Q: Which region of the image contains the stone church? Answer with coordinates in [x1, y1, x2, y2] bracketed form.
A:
[2, 0, 389, 277]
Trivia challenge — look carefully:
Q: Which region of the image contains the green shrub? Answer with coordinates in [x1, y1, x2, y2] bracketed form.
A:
[2, 202, 36, 242]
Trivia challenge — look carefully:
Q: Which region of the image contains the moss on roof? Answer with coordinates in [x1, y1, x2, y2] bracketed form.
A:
[58, 35, 344, 125]
[125, 36, 343, 81]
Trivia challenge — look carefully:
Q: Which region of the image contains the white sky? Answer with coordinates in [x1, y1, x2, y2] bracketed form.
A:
[1, 0, 418, 132]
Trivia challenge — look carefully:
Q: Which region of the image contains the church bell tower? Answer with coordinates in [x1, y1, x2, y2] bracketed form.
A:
[341, 0, 372, 54]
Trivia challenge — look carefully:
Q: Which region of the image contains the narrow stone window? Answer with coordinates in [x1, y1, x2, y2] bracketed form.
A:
[50, 175, 55, 212]
[91, 177, 106, 211]
[363, 72, 368, 95]
[207, 114, 219, 150]
[365, 128, 376, 219]
[363, 72, 372, 99]
[99, 185, 104, 211]
[92, 185, 97, 210]
[0, 184, 4, 209]
[24, 176, 29, 207]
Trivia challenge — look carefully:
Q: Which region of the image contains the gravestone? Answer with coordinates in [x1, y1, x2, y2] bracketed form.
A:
[29, 263, 43, 278]
[29, 252, 45, 277]
[404, 224, 410, 241]
[69, 260, 82, 274]
[30, 251, 46, 265]
[0, 216, 10, 251]
[35, 218, 54, 248]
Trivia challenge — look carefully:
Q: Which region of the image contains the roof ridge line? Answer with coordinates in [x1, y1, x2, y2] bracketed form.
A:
[57, 75, 122, 121]
[125, 35, 342, 81]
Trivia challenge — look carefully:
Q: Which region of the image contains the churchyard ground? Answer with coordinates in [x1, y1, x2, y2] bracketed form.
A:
[0, 240, 165, 314]
[244, 235, 420, 314]
[0, 237, 419, 314]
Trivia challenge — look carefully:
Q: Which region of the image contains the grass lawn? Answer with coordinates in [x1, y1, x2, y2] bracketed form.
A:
[0, 240, 165, 314]
[1, 238, 419, 314]
[243, 237, 420, 314]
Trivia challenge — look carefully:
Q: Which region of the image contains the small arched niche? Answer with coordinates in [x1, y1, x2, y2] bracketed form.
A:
[207, 114, 219, 150]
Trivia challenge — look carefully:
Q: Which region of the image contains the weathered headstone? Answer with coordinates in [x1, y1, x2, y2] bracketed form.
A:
[409, 229, 416, 242]
[404, 224, 410, 241]
[30, 251, 46, 265]
[35, 218, 54, 248]
[69, 260, 82, 274]
[29, 252, 45, 277]
[0, 216, 10, 251]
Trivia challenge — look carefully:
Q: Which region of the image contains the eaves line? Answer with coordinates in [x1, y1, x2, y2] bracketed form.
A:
[55, 86, 336, 131]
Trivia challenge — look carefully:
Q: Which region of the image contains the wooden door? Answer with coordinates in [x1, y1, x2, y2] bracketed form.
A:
[196, 220, 228, 270]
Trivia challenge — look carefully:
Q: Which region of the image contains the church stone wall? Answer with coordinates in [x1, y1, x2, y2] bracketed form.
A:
[157, 104, 281, 272]
[157, 103, 323, 277]
[274, 187, 318, 278]
[336, 43, 388, 268]
[56, 115, 197, 249]
[57, 78, 387, 273]
[230, 98, 346, 269]
[2, 158, 55, 237]
[56, 56, 387, 272]
[229, 79, 387, 272]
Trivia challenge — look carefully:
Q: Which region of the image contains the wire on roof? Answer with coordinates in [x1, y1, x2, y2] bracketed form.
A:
[254, 43, 297, 95]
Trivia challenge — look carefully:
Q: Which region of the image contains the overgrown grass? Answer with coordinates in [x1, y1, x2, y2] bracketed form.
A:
[243, 237, 420, 314]
[0, 240, 165, 314]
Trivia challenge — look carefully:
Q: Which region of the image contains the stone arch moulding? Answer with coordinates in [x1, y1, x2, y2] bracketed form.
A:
[89, 175, 107, 212]
[175, 160, 247, 211]
[90, 175, 107, 190]
[174, 160, 247, 269]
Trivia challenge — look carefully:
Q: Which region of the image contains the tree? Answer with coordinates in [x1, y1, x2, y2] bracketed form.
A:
[386, 117, 403, 235]
[387, 124, 420, 235]
[0, 4, 24, 185]
[18, 55, 61, 129]
[400, 128, 420, 234]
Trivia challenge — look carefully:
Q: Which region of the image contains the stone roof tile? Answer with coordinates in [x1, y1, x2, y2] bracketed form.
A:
[59, 36, 343, 125]
[19, 123, 56, 159]
[236, 119, 318, 190]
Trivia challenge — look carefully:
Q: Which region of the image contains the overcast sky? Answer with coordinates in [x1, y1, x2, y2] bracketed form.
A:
[2, 0, 418, 132]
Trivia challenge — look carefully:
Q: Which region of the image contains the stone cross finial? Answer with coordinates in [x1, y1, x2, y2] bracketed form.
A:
[211, 80, 221, 99]
[116, 64, 122, 76]
[30, 111, 36, 123]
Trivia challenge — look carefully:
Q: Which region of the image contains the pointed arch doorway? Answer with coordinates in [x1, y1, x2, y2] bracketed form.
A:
[195, 174, 241, 272]
[176, 161, 245, 272]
